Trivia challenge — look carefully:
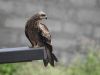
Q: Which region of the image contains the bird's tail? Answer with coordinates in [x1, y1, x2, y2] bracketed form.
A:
[43, 44, 58, 67]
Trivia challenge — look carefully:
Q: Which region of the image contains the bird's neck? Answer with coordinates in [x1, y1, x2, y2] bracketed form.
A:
[37, 20, 42, 23]
[36, 20, 43, 25]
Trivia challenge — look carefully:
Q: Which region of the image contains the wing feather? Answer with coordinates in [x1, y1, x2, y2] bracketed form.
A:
[39, 23, 51, 44]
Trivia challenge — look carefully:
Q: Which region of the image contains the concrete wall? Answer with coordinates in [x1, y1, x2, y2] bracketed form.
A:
[0, 0, 100, 63]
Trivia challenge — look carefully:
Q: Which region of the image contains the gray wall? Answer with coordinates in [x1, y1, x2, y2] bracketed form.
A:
[0, 0, 100, 63]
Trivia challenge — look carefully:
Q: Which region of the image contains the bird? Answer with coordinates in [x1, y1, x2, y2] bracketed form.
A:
[25, 11, 58, 67]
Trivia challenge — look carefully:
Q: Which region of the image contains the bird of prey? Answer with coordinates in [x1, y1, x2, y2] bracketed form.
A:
[25, 11, 58, 67]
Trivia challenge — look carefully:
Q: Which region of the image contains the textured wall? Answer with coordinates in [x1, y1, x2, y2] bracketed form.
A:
[0, 0, 100, 63]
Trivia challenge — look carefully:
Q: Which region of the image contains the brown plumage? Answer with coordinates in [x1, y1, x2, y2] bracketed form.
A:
[25, 11, 58, 67]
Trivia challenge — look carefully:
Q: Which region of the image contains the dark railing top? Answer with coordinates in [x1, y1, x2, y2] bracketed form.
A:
[0, 47, 44, 64]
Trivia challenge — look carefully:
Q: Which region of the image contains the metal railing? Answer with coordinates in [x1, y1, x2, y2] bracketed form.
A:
[0, 47, 44, 64]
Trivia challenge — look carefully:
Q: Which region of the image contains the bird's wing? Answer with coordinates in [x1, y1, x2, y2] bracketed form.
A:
[39, 23, 51, 44]
[25, 21, 36, 47]
[39, 23, 58, 66]
[25, 22, 32, 44]
[25, 26, 33, 47]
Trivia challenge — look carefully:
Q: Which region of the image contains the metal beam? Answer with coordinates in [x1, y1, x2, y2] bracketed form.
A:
[0, 47, 44, 64]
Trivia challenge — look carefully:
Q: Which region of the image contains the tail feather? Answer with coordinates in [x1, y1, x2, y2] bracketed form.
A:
[49, 53, 58, 67]
[43, 44, 58, 67]
[43, 59, 48, 67]
[50, 55, 54, 67]
[43, 48, 49, 67]
[52, 53, 58, 62]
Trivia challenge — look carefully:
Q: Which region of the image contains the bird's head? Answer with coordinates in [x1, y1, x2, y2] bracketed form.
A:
[34, 11, 47, 20]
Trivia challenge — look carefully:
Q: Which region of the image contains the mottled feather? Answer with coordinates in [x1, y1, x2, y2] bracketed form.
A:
[25, 11, 58, 67]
